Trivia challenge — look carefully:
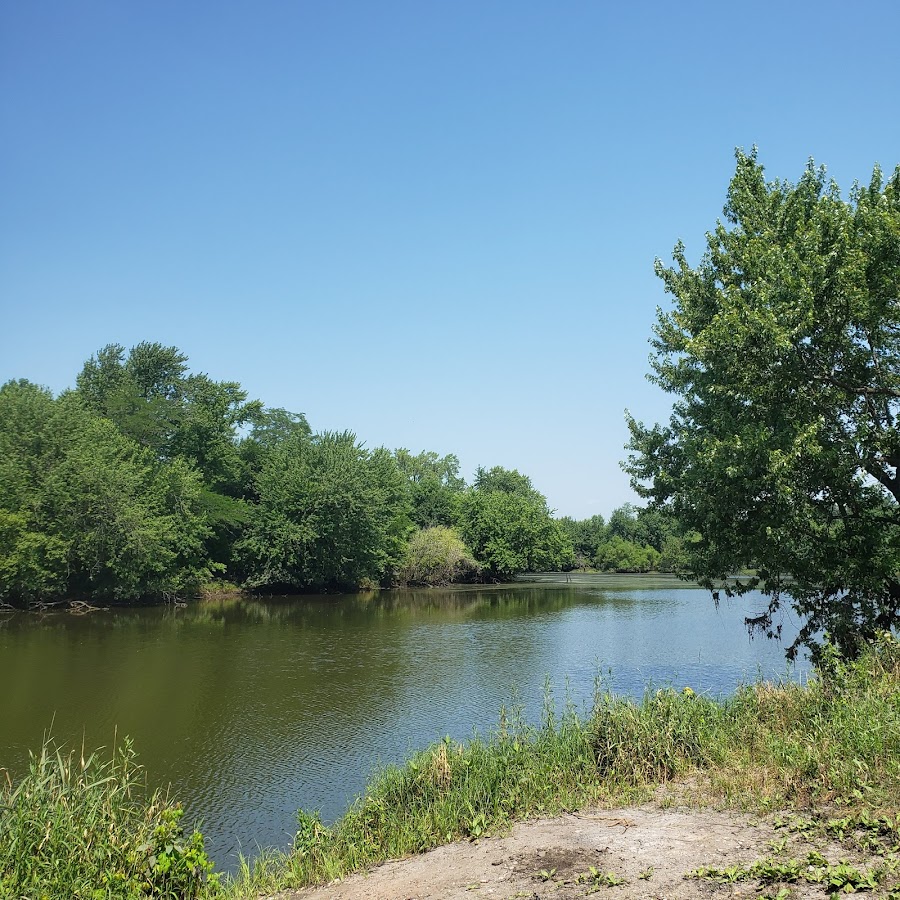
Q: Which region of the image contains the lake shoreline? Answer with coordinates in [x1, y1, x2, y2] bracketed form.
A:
[0, 571, 698, 614]
[0, 576, 811, 870]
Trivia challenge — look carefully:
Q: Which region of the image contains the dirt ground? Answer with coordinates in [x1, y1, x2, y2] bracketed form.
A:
[272, 802, 897, 900]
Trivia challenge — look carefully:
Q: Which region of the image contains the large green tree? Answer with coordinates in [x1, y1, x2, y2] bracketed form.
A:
[237, 431, 412, 591]
[393, 449, 465, 528]
[0, 383, 213, 604]
[77, 342, 265, 575]
[558, 514, 606, 568]
[77, 342, 262, 494]
[626, 150, 900, 658]
[456, 467, 573, 579]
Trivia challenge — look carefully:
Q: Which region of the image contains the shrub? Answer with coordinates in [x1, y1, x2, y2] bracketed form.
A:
[398, 526, 480, 585]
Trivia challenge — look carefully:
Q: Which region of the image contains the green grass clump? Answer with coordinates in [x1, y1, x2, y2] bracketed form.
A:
[0, 737, 216, 900]
[232, 703, 608, 893]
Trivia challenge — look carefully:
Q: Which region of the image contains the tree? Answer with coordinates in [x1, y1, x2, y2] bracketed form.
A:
[237, 431, 412, 591]
[240, 407, 311, 476]
[0, 385, 213, 604]
[75, 343, 265, 577]
[558, 514, 606, 568]
[625, 150, 900, 658]
[472, 465, 536, 497]
[76, 342, 262, 494]
[456, 466, 573, 579]
[393, 449, 465, 528]
[593, 536, 659, 573]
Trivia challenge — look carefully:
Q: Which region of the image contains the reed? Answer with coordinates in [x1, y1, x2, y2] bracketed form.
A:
[0, 736, 216, 899]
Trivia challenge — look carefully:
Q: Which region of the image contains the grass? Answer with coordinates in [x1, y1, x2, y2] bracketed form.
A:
[0, 736, 216, 899]
[2, 632, 898, 898]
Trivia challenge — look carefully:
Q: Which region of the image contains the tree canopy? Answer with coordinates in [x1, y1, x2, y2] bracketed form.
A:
[236, 431, 412, 592]
[0, 381, 213, 603]
[626, 150, 900, 658]
[456, 467, 573, 579]
[1, 343, 597, 604]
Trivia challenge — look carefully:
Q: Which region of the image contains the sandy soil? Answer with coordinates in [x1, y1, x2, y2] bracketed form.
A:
[272, 802, 896, 900]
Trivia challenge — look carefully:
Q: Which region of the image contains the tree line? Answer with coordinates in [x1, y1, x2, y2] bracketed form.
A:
[4, 344, 674, 606]
[557, 503, 688, 574]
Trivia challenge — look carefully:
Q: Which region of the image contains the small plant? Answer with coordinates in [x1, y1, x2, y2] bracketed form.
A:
[576, 865, 626, 890]
[690, 853, 888, 895]
[638, 865, 654, 880]
[824, 861, 880, 893]
[468, 811, 489, 839]
[690, 863, 751, 884]
[538, 866, 557, 881]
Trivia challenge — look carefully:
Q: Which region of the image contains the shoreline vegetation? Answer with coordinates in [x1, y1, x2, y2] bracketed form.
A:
[2, 633, 898, 899]
[0, 344, 683, 614]
[0, 570, 694, 617]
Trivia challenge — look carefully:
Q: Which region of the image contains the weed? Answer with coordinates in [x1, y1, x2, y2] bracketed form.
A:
[575, 865, 626, 890]
[690, 853, 888, 893]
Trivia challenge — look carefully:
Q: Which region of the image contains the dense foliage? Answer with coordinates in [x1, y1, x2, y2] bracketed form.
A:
[626, 151, 900, 657]
[0, 379, 214, 603]
[456, 467, 574, 579]
[397, 525, 480, 585]
[558, 503, 686, 573]
[236, 431, 411, 591]
[0, 345, 582, 603]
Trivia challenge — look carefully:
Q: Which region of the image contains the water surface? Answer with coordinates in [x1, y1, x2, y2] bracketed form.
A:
[0, 576, 808, 868]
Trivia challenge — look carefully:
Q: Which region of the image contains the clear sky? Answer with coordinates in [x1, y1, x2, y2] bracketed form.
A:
[2, 1, 898, 519]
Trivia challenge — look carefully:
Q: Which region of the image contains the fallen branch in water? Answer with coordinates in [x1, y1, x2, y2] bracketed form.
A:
[68, 600, 109, 614]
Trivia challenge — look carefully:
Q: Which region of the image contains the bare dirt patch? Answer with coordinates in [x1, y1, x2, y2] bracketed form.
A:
[274, 802, 897, 900]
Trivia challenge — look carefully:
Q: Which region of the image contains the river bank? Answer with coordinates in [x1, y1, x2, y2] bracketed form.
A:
[224, 633, 898, 898]
[281, 800, 899, 900]
[0, 579, 805, 865]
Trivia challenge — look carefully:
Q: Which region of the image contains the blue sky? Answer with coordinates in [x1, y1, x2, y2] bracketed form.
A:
[2, 1, 898, 518]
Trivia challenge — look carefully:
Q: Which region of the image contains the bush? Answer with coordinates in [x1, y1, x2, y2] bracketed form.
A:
[398, 526, 480, 585]
[593, 536, 660, 572]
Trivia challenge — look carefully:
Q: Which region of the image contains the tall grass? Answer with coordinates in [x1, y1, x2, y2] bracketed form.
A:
[0, 736, 216, 899]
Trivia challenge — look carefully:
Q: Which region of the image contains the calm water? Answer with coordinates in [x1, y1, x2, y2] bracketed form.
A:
[0, 575, 808, 869]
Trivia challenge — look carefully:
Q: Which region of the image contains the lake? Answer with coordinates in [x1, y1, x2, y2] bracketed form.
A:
[0, 575, 808, 869]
